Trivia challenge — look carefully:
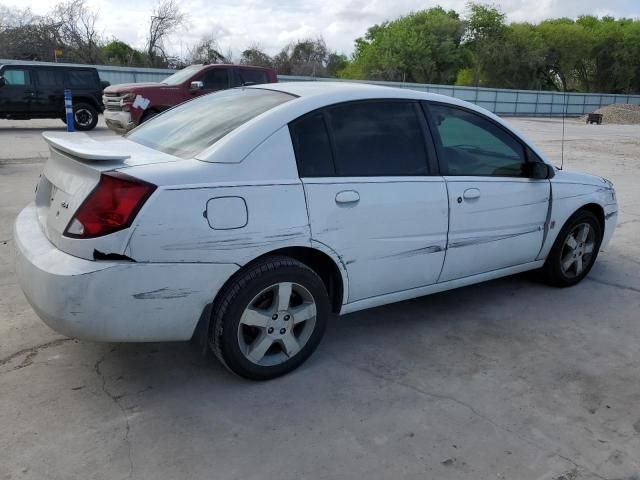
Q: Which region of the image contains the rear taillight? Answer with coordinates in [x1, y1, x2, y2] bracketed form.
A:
[64, 172, 156, 238]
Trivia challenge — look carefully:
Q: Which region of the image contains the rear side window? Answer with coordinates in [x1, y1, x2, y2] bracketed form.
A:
[127, 88, 294, 159]
[3, 69, 30, 86]
[68, 70, 96, 88]
[239, 68, 269, 85]
[35, 69, 64, 87]
[326, 101, 429, 177]
[289, 113, 334, 177]
[429, 104, 526, 176]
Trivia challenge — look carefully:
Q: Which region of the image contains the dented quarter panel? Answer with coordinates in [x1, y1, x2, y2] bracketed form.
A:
[126, 183, 311, 263]
[537, 170, 618, 259]
[124, 126, 312, 264]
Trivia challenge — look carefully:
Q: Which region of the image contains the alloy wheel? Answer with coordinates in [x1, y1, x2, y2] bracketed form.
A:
[237, 282, 317, 367]
[560, 222, 596, 278]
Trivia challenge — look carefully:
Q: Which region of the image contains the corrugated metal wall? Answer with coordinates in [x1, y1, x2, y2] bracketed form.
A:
[3, 59, 640, 116]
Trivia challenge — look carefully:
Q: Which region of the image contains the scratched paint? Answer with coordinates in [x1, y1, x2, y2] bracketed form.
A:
[14, 82, 619, 345]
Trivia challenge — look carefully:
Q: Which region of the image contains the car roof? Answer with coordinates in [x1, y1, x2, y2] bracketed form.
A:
[1, 63, 96, 70]
[255, 80, 448, 102]
[197, 80, 547, 166]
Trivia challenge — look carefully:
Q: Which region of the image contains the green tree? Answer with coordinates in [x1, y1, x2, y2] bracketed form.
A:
[340, 7, 465, 84]
[101, 40, 145, 66]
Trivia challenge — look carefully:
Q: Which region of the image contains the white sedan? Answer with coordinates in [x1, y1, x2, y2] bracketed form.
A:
[14, 82, 618, 380]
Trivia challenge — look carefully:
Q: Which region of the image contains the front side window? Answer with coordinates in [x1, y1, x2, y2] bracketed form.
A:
[3, 69, 30, 86]
[127, 88, 294, 159]
[325, 101, 429, 177]
[429, 104, 526, 176]
[201, 69, 229, 90]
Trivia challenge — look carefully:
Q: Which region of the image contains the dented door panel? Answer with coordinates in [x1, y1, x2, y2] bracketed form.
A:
[303, 177, 449, 302]
[439, 177, 550, 282]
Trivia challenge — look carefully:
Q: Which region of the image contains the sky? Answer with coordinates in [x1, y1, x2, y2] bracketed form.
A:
[2, 0, 640, 59]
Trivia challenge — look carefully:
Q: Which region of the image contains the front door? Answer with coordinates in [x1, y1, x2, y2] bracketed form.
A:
[290, 100, 449, 302]
[193, 68, 230, 96]
[0, 67, 34, 116]
[425, 103, 550, 282]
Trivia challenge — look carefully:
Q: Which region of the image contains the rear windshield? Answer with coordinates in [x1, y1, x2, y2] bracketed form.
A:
[126, 88, 294, 158]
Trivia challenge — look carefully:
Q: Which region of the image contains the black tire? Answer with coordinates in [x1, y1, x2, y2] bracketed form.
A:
[72, 102, 98, 131]
[210, 256, 330, 380]
[541, 210, 602, 287]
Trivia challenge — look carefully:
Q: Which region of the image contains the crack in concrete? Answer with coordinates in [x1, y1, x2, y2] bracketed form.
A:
[587, 277, 640, 295]
[0, 338, 72, 371]
[333, 358, 608, 480]
[94, 354, 134, 479]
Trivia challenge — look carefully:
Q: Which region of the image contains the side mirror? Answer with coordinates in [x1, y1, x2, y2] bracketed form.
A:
[0, 76, 5, 88]
[525, 162, 555, 180]
[190, 81, 204, 91]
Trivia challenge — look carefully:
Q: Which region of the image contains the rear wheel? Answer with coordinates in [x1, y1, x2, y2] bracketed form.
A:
[542, 210, 602, 287]
[73, 102, 98, 131]
[210, 256, 329, 380]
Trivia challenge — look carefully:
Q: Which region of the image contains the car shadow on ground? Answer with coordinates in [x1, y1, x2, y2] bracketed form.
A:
[73, 271, 544, 395]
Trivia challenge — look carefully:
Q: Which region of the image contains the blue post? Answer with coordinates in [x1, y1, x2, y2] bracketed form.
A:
[64, 89, 74, 132]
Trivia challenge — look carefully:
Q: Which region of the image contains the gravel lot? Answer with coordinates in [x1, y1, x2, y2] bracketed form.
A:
[1, 117, 639, 480]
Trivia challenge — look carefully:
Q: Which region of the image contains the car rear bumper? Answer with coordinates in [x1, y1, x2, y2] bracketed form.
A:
[104, 110, 135, 134]
[14, 203, 238, 342]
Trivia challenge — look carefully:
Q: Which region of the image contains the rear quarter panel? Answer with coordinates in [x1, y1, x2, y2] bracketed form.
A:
[124, 126, 312, 264]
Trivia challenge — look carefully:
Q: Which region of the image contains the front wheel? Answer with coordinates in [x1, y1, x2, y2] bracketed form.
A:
[210, 256, 330, 380]
[542, 210, 602, 287]
[72, 102, 98, 131]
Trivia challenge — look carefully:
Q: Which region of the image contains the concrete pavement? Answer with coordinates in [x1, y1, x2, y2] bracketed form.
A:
[1, 117, 639, 480]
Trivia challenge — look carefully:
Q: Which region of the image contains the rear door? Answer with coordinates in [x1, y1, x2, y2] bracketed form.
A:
[0, 66, 34, 115]
[425, 102, 550, 282]
[33, 68, 65, 116]
[291, 100, 449, 302]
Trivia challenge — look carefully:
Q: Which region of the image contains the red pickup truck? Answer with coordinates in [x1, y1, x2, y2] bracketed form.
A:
[103, 64, 277, 133]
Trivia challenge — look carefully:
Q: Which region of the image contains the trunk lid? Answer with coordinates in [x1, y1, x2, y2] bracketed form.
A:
[36, 132, 177, 259]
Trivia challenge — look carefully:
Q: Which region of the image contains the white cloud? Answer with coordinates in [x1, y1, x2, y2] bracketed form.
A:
[2, 0, 639, 58]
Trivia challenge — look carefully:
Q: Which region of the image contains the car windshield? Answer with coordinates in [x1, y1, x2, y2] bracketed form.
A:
[126, 88, 294, 158]
[161, 65, 203, 85]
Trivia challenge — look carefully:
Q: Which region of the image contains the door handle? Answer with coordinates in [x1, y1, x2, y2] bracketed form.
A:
[335, 190, 360, 205]
[462, 188, 481, 201]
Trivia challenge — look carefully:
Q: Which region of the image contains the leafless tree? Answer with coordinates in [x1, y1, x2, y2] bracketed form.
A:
[0, 6, 59, 61]
[50, 0, 103, 63]
[146, 0, 187, 67]
[186, 34, 228, 64]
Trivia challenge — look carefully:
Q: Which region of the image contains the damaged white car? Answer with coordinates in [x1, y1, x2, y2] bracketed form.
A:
[14, 82, 618, 380]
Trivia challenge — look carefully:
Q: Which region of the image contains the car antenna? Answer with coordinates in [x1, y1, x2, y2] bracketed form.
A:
[560, 82, 568, 170]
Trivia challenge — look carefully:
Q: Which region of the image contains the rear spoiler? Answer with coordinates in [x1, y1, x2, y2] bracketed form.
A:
[42, 132, 131, 161]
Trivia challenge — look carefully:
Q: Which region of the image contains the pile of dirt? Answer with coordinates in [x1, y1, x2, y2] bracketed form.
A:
[583, 104, 640, 124]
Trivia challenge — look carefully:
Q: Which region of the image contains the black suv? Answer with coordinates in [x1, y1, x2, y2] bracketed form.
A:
[0, 64, 108, 131]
